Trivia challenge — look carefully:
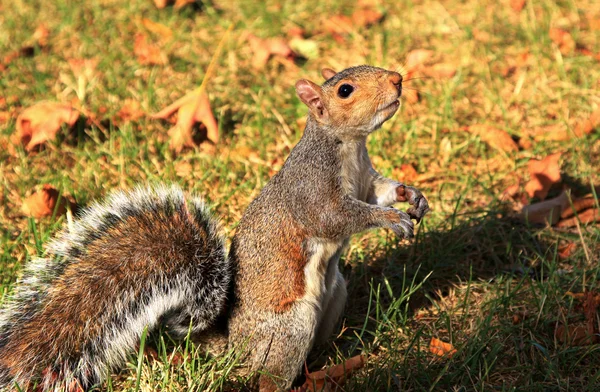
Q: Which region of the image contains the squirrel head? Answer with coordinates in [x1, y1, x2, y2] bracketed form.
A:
[295, 65, 402, 140]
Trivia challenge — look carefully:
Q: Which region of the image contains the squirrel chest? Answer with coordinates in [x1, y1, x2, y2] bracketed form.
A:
[301, 141, 371, 309]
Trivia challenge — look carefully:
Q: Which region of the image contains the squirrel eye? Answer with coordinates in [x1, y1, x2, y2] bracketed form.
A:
[337, 84, 354, 98]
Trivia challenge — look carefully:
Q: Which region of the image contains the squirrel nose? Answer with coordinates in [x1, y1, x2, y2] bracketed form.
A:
[389, 72, 402, 93]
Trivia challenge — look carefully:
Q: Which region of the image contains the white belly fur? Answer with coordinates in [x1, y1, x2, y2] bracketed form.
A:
[301, 238, 343, 314]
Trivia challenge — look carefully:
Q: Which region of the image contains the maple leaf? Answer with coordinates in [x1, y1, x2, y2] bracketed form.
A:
[134, 34, 168, 65]
[524, 153, 561, 200]
[247, 34, 295, 69]
[22, 184, 70, 218]
[466, 124, 519, 153]
[11, 101, 79, 152]
[151, 91, 218, 152]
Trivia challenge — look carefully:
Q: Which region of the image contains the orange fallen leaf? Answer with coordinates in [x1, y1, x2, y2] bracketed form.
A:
[549, 28, 575, 55]
[574, 106, 600, 136]
[556, 207, 600, 228]
[510, 0, 526, 12]
[117, 99, 145, 123]
[142, 18, 173, 39]
[33, 24, 50, 47]
[247, 34, 295, 69]
[429, 337, 457, 357]
[351, 6, 384, 28]
[11, 102, 79, 152]
[466, 124, 518, 153]
[134, 34, 168, 65]
[151, 91, 218, 152]
[153, 0, 169, 8]
[524, 153, 561, 200]
[404, 49, 434, 79]
[301, 355, 366, 392]
[392, 163, 418, 183]
[558, 242, 577, 259]
[426, 63, 457, 78]
[22, 185, 70, 218]
[501, 183, 521, 201]
[555, 325, 597, 346]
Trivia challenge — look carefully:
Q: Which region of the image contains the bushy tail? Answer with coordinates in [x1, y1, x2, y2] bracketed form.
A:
[0, 184, 230, 391]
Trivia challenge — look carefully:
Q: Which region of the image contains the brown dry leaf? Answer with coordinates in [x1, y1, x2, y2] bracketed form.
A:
[247, 34, 295, 69]
[524, 153, 561, 200]
[33, 24, 50, 47]
[519, 191, 569, 225]
[351, 6, 384, 28]
[531, 108, 600, 141]
[555, 325, 597, 346]
[11, 102, 79, 152]
[404, 49, 434, 79]
[558, 242, 578, 259]
[301, 355, 366, 392]
[142, 18, 173, 39]
[151, 91, 218, 152]
[175, 161, 193, 177]
[426, 63, 457, 78]
[117, 99, 145, 122]
[549, 28, 575, 55]
[510, 0, 526, 12]
[22, 185, 70, 218]
[153, 0, 169, 8]
[134, 34, 168, 65]
[466, 124, 518, 153]
[574, 106, 600, 136]
[429, 337, 457, 358]
[556, 207, 600, 228]
[392, 164, 418, 183]
[501, 183, 521, 201]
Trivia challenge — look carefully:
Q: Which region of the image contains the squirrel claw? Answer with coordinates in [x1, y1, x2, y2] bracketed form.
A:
[397, 185, 429, 222]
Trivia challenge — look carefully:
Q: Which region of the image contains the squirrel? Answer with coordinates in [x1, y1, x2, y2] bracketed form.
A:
[0, 65, 429, 392]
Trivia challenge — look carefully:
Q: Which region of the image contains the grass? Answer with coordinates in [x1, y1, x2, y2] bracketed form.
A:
[1, 0, 600, 390]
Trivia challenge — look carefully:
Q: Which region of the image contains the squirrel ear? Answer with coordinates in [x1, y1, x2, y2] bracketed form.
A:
[321, 68, 337, 80]
[295, 79, 328, 121]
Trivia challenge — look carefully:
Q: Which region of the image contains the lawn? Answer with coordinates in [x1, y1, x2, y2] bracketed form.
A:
[1, 0, 600, 390]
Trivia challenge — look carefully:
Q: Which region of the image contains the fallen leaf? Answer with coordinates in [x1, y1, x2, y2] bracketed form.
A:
[549, 28, 575, 55]
[142, 18, 173, 39]
[574, 106, 600, 136]
[524, 153, 561, 200]
[556, 207, 600, 228]
[501, 183, 521, 201]
[426, 63, 457, 78]
[466, 124, 519, 152]
[151, 91, 218, 152]
[351, 6, 384, 28]
[134, 34, 168, 65]
[22, 185, 69, 218]
[392, 163, 418, 183]
[11, 102, 79, 152]
[33, 24, 50, 47]
[173, 0, 195, 8]
[404, 49, 434, 79]
[555, 325, 597, 346]
[301, 355, 366, 392]
[558, 242, 577, 259]
[429, 337, 457, 357]
[247, 34, 295, 69]
[175, 161, 193, 177]
[510, 0, 526, 12]
[153, 0, 169, 8]
[519, 191, 569, 225]
[117, 99, 145, 122]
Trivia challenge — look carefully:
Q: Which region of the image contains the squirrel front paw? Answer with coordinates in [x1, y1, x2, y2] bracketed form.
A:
[382, 207, 415, 239]
[396, 185, 430, 223]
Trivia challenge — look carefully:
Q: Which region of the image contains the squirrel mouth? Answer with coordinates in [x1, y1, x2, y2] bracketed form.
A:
[380, 100, 400, 112]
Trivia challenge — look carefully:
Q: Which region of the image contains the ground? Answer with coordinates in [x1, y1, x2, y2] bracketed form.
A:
[1, 0, 600, 391]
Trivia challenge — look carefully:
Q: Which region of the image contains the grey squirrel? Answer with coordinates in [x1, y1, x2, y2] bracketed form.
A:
[0, 65, 429, 392]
